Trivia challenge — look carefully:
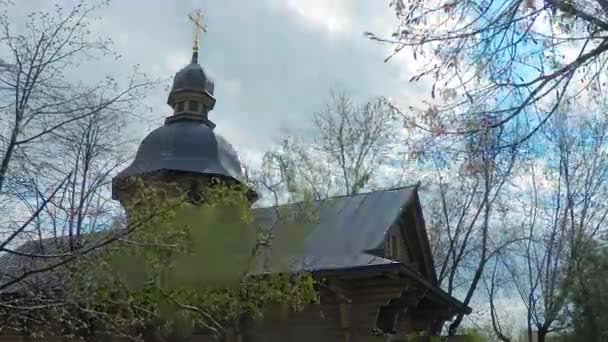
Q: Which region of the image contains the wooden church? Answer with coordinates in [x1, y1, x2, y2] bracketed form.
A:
[0, 11, 470, 342]
[111, 10, 473, 338]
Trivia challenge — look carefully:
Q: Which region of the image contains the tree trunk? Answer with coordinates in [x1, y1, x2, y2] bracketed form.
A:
[537, 327, 547, 342]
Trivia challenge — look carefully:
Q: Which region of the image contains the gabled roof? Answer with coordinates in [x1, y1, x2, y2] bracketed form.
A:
[248, 186, 469, 314]
[250, 186, 418, 270]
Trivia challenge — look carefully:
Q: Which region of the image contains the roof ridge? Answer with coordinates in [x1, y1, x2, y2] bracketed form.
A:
[253, 183, 420, 211]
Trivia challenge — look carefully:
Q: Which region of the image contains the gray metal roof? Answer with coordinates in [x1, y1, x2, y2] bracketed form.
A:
[0, 231, 118, 294]
[113, 120, 244, 182]
[0, 241, 53, 293]
[168, 51, 215, 103]
[250, 187, 416, 272]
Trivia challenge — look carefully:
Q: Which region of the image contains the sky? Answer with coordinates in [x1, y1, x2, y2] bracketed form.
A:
[11, 0, 430, 164]
[3, 0, 436, 232]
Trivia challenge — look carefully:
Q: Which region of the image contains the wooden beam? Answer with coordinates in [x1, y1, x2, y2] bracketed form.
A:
[338, 303, 351, 328]
[326, 279, 353, 303]
[338, 302, 352, 342]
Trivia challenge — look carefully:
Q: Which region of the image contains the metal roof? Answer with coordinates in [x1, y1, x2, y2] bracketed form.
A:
[167, 51, 215, 106]
[0, 231, 117, 294]
[112, 120, 244, 182]
[250, 186, 416, 272]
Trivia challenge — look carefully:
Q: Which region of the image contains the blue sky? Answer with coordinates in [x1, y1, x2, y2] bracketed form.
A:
[12, 0, 431, 162]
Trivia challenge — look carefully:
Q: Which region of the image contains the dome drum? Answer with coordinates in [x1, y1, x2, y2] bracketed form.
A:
[169, 90, 216, 109]
[169, 90, 216, 118]
[165, 112, 216, 128]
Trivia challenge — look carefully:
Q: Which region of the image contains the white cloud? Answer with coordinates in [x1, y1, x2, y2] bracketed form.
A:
[267, 0, 353, 36]
[5, 0, 427, 166]
[165, 51, 192, 75]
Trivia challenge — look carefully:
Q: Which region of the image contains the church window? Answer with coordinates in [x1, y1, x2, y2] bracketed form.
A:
[176, 102, 185, 112]
[188, 100, 198, 111]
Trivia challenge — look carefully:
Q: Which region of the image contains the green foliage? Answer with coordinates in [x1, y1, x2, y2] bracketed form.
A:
[560, 236, 608, 341]
[65, 177, 318, 340]
[458, 328, 489, 342]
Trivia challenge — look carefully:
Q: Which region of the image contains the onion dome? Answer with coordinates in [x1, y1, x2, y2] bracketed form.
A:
[112, 50, 257, 202]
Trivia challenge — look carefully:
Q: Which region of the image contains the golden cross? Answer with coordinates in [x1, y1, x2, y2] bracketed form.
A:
[189, 9, 207, 52]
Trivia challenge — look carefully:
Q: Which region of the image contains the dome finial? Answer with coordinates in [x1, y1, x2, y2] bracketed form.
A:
[188, 9, 207, 62]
